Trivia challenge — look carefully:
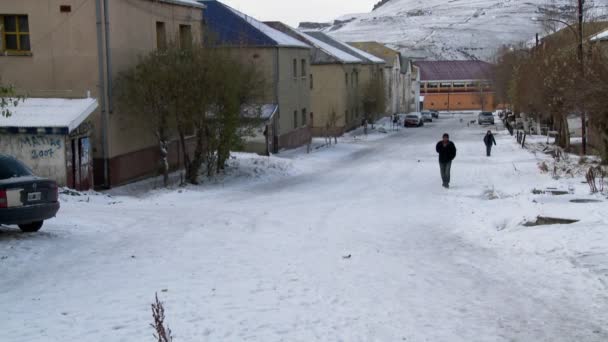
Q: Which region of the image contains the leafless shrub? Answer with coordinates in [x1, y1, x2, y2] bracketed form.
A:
[539, 161, 549, 173]
[151, 293, 173, 342]
[586, 166, 606, 193]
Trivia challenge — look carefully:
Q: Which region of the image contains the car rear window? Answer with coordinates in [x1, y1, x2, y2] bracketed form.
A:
[481, 112, 493, 116]
[406, 115, 418, 118]
[0, 156, 33, 180]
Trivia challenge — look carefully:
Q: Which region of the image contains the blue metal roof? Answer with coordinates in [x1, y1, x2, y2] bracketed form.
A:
[201, 1, 309, 48]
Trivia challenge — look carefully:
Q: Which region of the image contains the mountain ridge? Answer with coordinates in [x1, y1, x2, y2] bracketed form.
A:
[299, 0, 608, 61]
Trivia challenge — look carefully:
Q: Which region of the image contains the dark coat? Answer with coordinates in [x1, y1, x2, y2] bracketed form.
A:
[436, 141, 457, 163]
[484, 134, 496, 146]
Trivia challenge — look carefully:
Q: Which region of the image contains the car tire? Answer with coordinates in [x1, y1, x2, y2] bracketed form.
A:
[19, 221, 44, 232]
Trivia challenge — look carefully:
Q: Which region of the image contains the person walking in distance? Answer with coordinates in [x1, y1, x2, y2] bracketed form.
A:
[484, 130, 497, 157]
[436, 133, 457, 188]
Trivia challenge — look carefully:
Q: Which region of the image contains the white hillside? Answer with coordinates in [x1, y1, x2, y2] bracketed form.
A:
[307, 0, 608, 61]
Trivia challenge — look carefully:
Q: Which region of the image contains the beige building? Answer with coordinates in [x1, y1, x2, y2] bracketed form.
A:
[265, 23, 385, 136]
[0, 0, 205, 187]
[302, 32, 385, 134]
[202, 1, 312, 154]
[349, 42, 410, 115]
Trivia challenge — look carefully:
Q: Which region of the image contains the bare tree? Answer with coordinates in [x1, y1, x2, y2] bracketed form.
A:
[115, 50, 174, 187]
[362, 74, 386, 126]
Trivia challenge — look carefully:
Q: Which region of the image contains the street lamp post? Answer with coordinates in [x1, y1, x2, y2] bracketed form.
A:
[578, 0, 587, 155]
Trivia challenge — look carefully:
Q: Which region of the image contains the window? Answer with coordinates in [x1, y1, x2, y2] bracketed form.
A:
[309, 74, 313, 90]
[179, 24, 192, 49]
[293, 59, 297, 78]
[301, 108, 307, 126]
[345, 73, 349, 85]
[0, 155, 32, 180]
[156, 22, 166, 50]
[351, 71, 355, 88]
[301, 59, 306, 77]
[293, 110, 298, 129]
[1, 15, 30, 52]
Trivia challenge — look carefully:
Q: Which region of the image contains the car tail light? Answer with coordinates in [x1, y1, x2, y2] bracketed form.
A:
[0, 190, 6, 208]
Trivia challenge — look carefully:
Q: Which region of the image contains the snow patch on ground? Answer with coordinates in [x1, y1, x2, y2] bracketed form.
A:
[2, 113, 608, 341]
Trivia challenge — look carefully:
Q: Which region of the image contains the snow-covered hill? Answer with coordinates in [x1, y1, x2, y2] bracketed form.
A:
[300, 0, 608, 61]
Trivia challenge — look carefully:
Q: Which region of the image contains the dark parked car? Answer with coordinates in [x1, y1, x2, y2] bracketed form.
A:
[478, 112, 495, 125]
[0, 154, 60, 232]
[430, 110, 439, 119]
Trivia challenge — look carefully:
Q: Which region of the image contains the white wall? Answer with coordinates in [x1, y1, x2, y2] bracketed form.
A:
[0, 134, 67, 185]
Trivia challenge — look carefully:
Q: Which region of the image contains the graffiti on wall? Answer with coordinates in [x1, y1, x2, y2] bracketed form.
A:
[19, 136, 63, 160]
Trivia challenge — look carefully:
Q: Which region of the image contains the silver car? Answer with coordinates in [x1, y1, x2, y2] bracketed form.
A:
[421, 111, 433, 122]
[478, 112, 495, 125]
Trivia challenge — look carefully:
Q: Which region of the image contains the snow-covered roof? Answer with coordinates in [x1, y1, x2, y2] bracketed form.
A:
[263, 22, 363, 64]
[202, 1, 309, 48]
[591, 28, 608, 42]
[303, 31, 385, 65]
[0, 98, 98, 134]
[162, 0, 205, 8]
[333, 40, 386, 64]
[298, 32, 362, 63]
[241, 104, 278, 120]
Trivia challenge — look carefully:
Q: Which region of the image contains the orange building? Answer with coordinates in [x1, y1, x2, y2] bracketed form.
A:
[414, 60, 496, 111]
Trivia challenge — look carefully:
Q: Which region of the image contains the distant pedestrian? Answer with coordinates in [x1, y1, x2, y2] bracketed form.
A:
[436, 133, 457, 188]
[484, 130, 497, 157]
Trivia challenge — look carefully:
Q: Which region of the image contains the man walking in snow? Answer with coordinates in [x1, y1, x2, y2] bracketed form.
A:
[436, 133, 457, 188]
[484, 130, 497, 157]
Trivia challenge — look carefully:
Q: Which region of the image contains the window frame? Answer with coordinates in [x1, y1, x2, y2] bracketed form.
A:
[156, 21, 167, 51]
[1, 14, 31, 54]
[301, 58, 306, 78]
[179, 24, 192, 50]
[301, 108, 307, 126]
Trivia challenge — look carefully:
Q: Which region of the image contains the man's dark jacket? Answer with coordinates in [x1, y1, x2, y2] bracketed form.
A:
[484, 134, 497, 146]
[436, 141, 457, 163]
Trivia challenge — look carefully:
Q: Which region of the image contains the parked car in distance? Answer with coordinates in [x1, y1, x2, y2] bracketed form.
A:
[404, 113, 424, 127]
[430, 110, 439, 118]
[421, 111, 433, 122]
[0, 154, 60, 232]
[478, 112, 495, 125]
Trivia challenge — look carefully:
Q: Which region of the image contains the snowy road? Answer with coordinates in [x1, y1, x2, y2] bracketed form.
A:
[2, 114, 607, 341]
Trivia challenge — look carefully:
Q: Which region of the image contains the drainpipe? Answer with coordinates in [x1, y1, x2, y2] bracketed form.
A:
[273, 47, 280, 151]
[103, 0, 113, 113]
[95, 0, 109, 188]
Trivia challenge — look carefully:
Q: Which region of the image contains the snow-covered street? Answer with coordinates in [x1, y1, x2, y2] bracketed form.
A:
[2, 113, 607, 341]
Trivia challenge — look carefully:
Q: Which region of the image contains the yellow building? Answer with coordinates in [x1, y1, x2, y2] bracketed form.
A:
[0, 0, 204, 187]
[266, 23, 385, 136]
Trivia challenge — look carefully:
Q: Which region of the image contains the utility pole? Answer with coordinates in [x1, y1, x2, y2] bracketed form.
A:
[578, 0, 587, 155]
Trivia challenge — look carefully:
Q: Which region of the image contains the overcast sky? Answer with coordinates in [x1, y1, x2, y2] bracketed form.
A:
[220, 0, 377, 27]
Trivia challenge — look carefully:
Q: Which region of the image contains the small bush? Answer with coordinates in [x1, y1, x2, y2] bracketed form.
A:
[151, 293, 173, 342]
